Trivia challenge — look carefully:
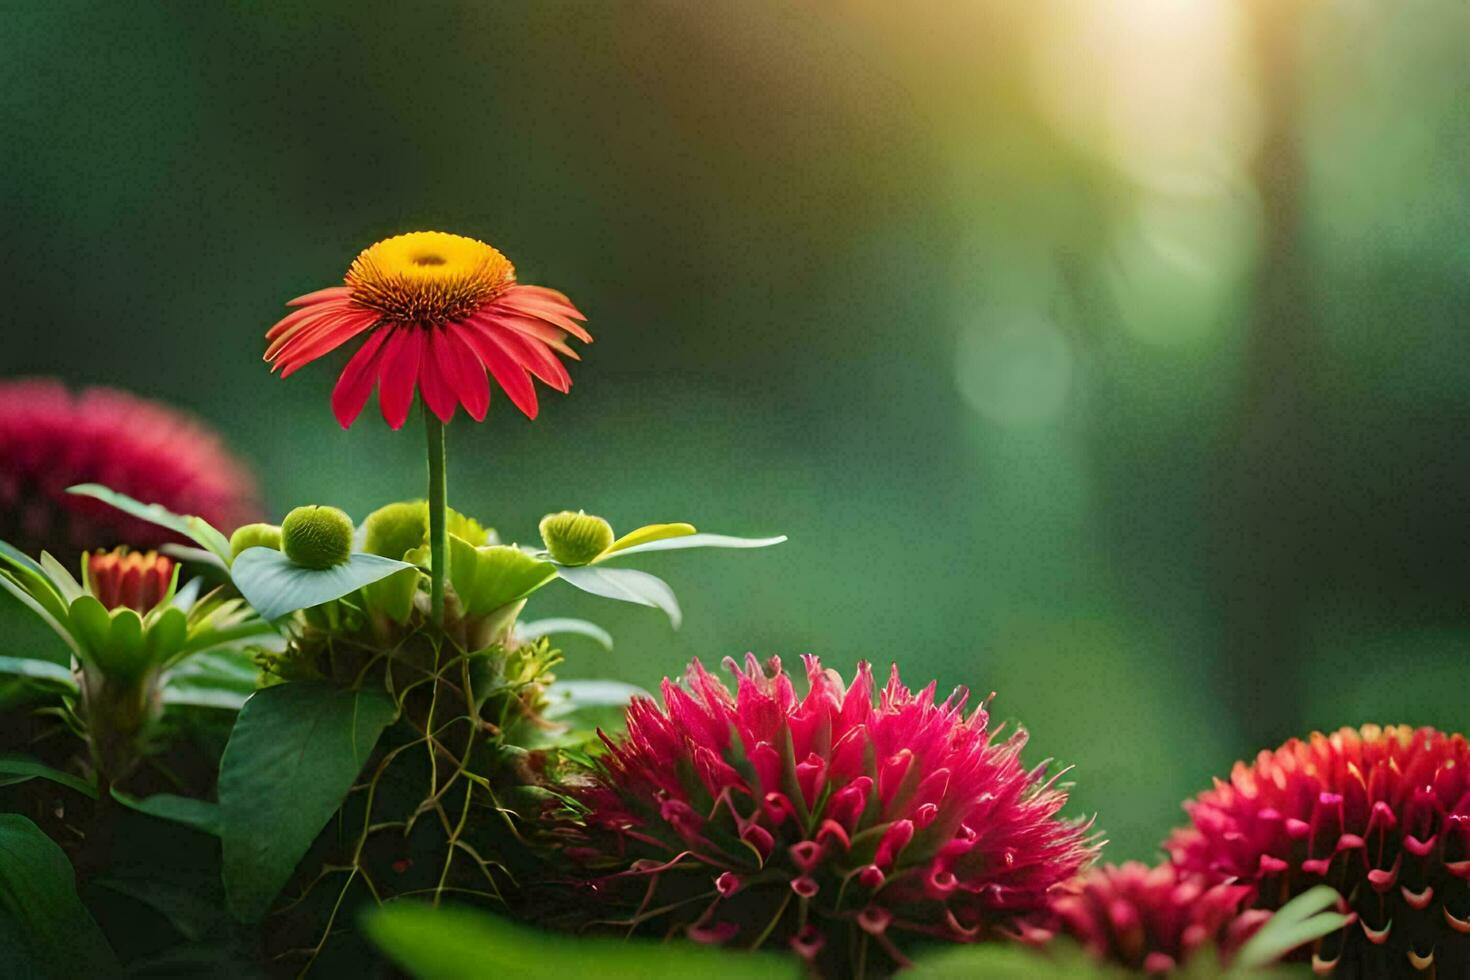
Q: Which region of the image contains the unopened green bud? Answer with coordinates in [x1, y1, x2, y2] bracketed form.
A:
[538, 510, 613, 566]
[230, 522, 283, 558]
[363, 501, 429, 561]
[281, 506, 353, 569]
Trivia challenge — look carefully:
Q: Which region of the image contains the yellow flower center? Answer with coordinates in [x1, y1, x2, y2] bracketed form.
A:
[345, 231, 516, 324]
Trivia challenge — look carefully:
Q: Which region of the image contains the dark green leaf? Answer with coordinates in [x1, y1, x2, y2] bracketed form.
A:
[0, 655, 77, 692]
[111, 790, 222, 836]
[219, 682, 397, 922]
[66, 484, 233, 565]
[162, 649, 259, 710]
[363, 901, 800, 980]
[0, 752, 97, 798]
[555, 565, 682, 628]
[230, 547, 413, 621]
[0, 814, 120, 978]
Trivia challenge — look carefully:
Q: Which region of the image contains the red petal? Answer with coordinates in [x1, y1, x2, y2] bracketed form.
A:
[377, 327, 425, 430]
[505, 284, 587, 320]
[287, 285, 352, 307]
[330, 328, 391, 429]
[442, 324, 492, 421]
[492, 293, 592, 342]
[265, 307, 343, 359]
[418, 330, 459, 424]
[461, 322, 539, 419]
[481, 319, 571, 393]
[276, 313, 380, 377]
[266, 300, 345, 342]
[480, 312, 582, 360]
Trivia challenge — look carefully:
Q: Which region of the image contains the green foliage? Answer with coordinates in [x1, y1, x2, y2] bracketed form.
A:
[448, 537, 555, 616]
[230, 546, 412, 621]
[1233, 886, 1350, 971]
[363, 901, 801, 980]
[280, 505, 355, 569]
[0, 751, 97, 797]
[218, 682, 398, 922]
[0, 814, 120, 979]
[363, 500, 491, 560]
[556, 565, 683, 627]
[66, 483, 233, 568]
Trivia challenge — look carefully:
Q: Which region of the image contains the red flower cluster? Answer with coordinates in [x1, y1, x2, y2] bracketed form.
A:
[86, 549, 174, 613]
[0, 378, 259, 560]
[1048, 861, 1269, 974]
[1167, 725, 1470, 976]
[559, 655, 1097, 976]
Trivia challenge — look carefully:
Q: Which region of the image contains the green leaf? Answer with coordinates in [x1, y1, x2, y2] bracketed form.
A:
[1233, 885, 1349, 970]
[363, 901, 801, 980]
[111, 790, 222, 836]
[66, 483, 233, 565]
[230, 547, 413, 622]
[541, 679, 645, 738]
[0, 570, 80, 661]
[448, 538, 555, 617]
[0, 814, 120, 978]
[0, 541, 70, 626]
[162, 649, 259, 710]
[601, 522, 696, 556]
[555, 565, 682, 628]
[602, 532, 788, 560]
[0, 751, 97, 798]
[219, 682, 397, 922]
[909, 941, 1105, 978]
[0, 655, 77, 693]
[516, 617, 614, 650]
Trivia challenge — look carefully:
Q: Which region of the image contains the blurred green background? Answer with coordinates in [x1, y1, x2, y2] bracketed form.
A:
[3, 1, 1467, 860]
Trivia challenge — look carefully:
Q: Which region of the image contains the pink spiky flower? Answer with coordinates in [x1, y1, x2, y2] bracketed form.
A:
[1047, 862, 1270, 974]
[1166, 725, 1470, 976]
[0, 378, 259, 560]
[558, 655, 1098, 976]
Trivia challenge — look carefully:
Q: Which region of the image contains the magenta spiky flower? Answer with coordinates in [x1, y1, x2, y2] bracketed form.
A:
[1048, 862, 1270, 974]
[1166, 725, 1470, 977]
[559, 655, 1098, 976]
[0, 378, 259, 559]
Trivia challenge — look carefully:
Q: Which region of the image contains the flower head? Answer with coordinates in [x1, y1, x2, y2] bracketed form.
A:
[558, 655, 1097, 976]
[1165, 725, 1470, 975]
[0, 378, 259, 560]
[1048, 862, 1269, 974]
[85, 548, 175, 614]
[264, 231, 590, 429]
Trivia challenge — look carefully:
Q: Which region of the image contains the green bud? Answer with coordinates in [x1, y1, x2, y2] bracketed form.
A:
[281, 505, 354, 569]
[229, 522, 283, 558]
[364, 500, 492, 559]
[539, 510, 614, 566]
[362, 501, 429, 561]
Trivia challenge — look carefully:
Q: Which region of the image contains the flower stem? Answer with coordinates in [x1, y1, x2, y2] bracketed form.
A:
[424, 409, 448, 626]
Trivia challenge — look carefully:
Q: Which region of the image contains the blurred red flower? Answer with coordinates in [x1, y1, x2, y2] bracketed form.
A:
[0, 378, 259, 560]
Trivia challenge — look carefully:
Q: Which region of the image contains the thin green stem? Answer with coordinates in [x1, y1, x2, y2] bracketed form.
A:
[424, 409, 448, 626]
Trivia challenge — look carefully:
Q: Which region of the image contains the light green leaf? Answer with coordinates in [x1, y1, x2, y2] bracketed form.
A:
[601, 522, 696, 557]
[0, 541, 69, 625]
[556, 565, 682, 628]
[1233, 885, 1349, 970]
[0, 814, 120, 979]
[542, 679, 646, 737]
[0, 570, 79, 661]
[230, 547, 413, 622]
[602, 532, 787, 560]
[0, 751, 97, 798]
[37, 552, 84, 605]
[111, 790, 222, 836]
[363, 901, 800, 980]
[219, 682, 397, 922]
[449, 538, 555, 617]
[66, 483, 233, 565]
[0, 656, 77, 693]
[516, 617, 614, 650]
[909, 941, 1104, 978]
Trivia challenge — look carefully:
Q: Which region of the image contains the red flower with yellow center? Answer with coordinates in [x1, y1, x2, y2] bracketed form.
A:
[85, 548, 174, 613]
[264, 231, 590, 429]
[1166, 725, 1470, 977]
